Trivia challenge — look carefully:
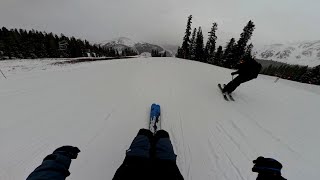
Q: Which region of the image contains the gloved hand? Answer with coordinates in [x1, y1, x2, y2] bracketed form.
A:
[53, 146, 80, 159]
[231, 72, 236, 76]
[252, 156, 283, 175]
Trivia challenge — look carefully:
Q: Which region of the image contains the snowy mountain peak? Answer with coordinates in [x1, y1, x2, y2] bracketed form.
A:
[101, 37, 172, 56]
[100, 37, 137, 48]
[255, 40, 320, 67]
[110, 37, 137, 47]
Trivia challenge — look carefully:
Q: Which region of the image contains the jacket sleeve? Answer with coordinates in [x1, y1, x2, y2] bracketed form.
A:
[26, 154, 72, 180]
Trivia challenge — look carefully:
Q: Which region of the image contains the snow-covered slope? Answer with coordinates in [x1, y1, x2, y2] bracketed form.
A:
[0, 58, 319, 180]
[254, 41, 320, 67]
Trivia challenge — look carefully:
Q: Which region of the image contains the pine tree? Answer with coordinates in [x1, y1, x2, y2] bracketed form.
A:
[203, 45, 209, 63]
[205, 22, 218, 63]
[244, 43, 254, 60]
[213, 46, 223, 65]
[300, 65, 320, 84]
[0, 29, 4, 59]
[162, 51, 167, 57]
[181, 15, 193, 59]
[0, 27, 121, 59]
[194, 27, 204, 62]
[312, 65, 320, 85]
[223, 38, 235, 67]
[231, 20, 255, 67]
[176, 46, 183, 58]
[189, 28, 197, 60]
[151, 49, 161, 57]
[122, 49, 126, 57]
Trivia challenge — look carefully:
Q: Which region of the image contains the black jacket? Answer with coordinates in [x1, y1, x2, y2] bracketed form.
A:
[234, 60, 262, 79]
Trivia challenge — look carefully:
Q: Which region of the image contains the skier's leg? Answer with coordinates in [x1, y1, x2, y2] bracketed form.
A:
[113, 129, 153, 180]
[126, 128, 153, 158]
[154, 130, 176, 161]
[224, 76, 244, 93]
[223, 78, 236, 93]
[153, 130, 184, 180]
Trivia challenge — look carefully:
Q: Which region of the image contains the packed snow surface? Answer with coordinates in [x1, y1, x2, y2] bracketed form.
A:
[0, 57, 319, 180]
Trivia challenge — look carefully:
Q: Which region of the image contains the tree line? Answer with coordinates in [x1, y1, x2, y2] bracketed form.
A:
[176, 15, 320, 86]
[0, 27, 137, 59]
[176, 15, 255, 68]
[151, 49, 167, 57]
[261, 64, 320, 85]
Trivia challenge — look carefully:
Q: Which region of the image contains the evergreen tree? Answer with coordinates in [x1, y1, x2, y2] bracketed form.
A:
[194, 27, 204, 62]
[244, 43, 254, 60]
[203, 45, 209, 63]
[189, 28, 197, 60]
[231, 20, 255, 67]
[122, 49, 126, 57]
[213, 46, 223, 65]
[222, 38, 235, 67]
[181, 15, 193, 59]
[176, 46, 183, 58]
[162, 51, 167, 57]
[300, 65, 320, 85]
[151, 49, 161, 57]
[0, 29, 4, 59]
[0, 26, 119, 59]
[205, 22, 218, 63]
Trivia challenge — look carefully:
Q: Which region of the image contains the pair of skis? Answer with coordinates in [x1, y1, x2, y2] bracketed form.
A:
[218, 84, 234, 101]
[149, 103, 161, 134]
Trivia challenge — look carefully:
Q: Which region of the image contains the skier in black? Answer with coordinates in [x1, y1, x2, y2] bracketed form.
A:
[223, 58, 262, 94]
[252, 156, 287, 180]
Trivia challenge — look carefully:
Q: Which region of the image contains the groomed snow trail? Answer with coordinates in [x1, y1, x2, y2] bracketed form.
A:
[0, 57, 319, 180]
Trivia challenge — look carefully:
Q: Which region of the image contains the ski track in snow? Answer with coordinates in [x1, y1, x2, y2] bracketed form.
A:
[0, 57, 319, 180]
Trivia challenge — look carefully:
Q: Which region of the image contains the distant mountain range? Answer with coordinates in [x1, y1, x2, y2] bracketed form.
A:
[98, 37, 173, 57]
[99, 37, 320, 67]
[254, 40, 320, 67]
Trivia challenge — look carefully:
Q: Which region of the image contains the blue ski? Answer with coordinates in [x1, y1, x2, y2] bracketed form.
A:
[149, 104, 161, 134]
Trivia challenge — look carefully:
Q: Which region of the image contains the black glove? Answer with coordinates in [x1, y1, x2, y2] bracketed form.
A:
[252, 156, 283, 175]
[231, 72, 236, 76]
[53, 146, 80, 159]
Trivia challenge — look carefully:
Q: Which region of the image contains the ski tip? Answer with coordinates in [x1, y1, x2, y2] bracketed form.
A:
[151, 103, 160, 107]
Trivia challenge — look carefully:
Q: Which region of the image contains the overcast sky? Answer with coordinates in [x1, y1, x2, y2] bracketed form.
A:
[1, 0, 319, 46]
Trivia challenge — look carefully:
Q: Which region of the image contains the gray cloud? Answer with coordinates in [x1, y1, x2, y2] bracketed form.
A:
[1, 0, 319, 46]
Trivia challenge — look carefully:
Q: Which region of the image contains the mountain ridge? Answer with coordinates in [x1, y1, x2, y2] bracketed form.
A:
[254, 40, 320, 67]
[100, 37, 173, 56]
